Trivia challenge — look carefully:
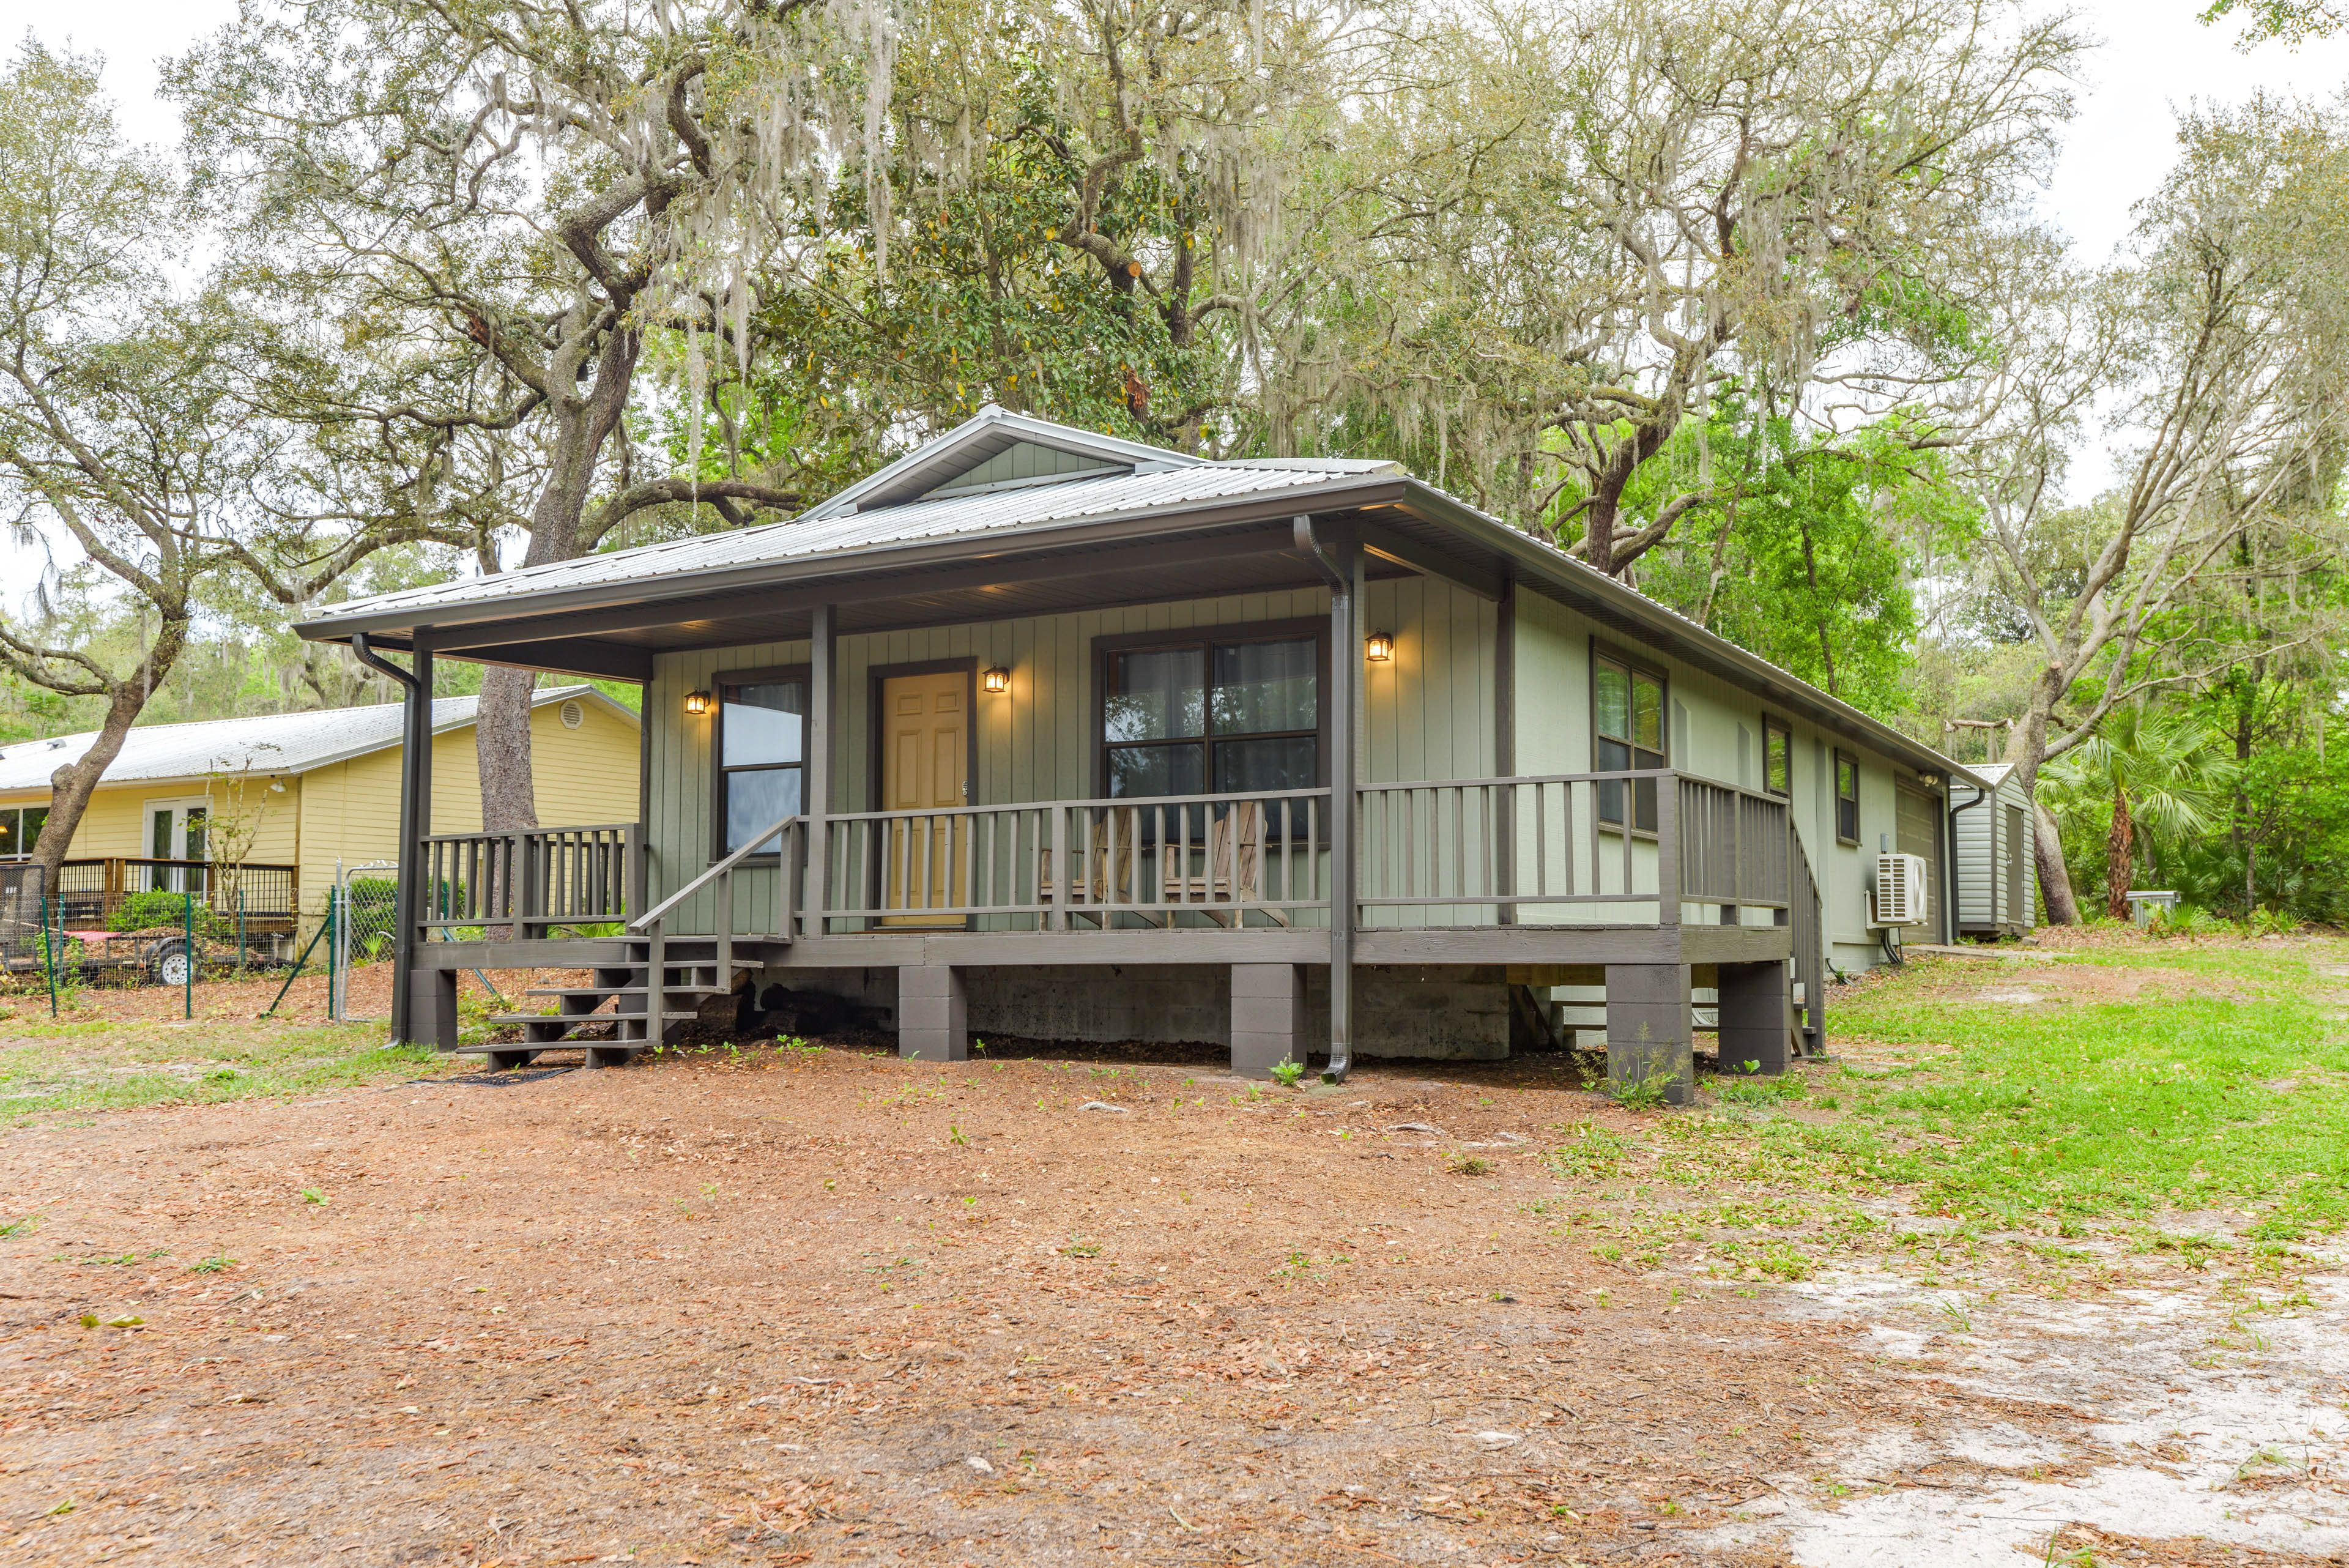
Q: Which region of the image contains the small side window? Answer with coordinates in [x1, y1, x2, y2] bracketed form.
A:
[1835, 752, 1860, 844]
[1763, 718, 1792, 798]
[1595, 651, 1666, 831]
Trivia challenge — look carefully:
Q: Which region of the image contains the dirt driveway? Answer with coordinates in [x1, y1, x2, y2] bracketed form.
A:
[2, 1035, 2343, 1567]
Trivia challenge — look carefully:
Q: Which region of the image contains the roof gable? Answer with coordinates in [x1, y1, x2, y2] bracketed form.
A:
[801, 404, 1202, 519]
[922, 439, 1123, 500]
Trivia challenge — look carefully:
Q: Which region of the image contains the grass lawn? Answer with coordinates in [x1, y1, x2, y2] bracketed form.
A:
[0, 1008, 441, 1124]
[1823, 936, 2349, 1236]
[3, 931, 2343, 1566]
[1596, 932, 2349, 1304]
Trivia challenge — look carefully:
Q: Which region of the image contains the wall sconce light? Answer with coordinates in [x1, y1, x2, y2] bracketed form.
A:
[981, 666, 1011, 694]
[1364, 631, 1395, 663]
[683, 689, 712, 716]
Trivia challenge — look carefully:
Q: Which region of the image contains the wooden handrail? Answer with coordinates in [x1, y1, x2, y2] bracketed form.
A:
[631, 813, 803, 932]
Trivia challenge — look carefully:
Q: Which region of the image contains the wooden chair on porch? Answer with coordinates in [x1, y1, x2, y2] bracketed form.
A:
[1037, 808, 1154, 926]
[1164, 800, 1290, 927]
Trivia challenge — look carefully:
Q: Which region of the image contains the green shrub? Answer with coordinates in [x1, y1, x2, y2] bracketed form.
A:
[108, 890, 218, 937]
[344, 876, 399, 959]
[2148, 903, 2230, 938]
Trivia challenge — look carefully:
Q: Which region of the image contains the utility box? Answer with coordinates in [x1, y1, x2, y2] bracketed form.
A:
[1871, 852, 1929, 928]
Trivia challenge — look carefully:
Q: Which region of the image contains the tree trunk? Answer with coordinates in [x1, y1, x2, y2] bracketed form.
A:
[2103, 786, 2136, 922]
[2003, 681, 2081, 927]
[29, 619, 189, 898]
[476, 664, 541, 835]
[2033, 798, 2081, 926]
[471, 324, 641, 844]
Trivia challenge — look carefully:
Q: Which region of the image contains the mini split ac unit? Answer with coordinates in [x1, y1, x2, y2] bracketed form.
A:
[1870, 853, 1928, 928]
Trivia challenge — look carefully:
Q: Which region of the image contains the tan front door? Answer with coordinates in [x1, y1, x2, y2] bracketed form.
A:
[881, 671, 969, 924]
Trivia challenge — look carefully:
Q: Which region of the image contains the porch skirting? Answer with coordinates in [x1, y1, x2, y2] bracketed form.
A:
[744, 962, 1521, 1061]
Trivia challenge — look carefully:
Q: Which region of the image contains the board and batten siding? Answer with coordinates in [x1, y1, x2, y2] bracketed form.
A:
[643, 577, 1499, 936]
[1512, 584, 1943, 966]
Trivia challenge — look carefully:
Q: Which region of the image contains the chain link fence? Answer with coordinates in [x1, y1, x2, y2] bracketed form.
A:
[332, 863, 401, 1023]
[21, 857, 302, 994]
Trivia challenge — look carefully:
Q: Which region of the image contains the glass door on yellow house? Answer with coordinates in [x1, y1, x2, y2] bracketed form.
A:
[145, 799, 209, 896]
[880, 670, 969, 925]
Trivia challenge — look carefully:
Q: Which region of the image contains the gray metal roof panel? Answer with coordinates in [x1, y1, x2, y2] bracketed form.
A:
[292, 407, 1978, 787]
[300, 461, 1370, 632]
[0, 686, 628, 797]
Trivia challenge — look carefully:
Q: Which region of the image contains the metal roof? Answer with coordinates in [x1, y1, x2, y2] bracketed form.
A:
[291, 407, 1978, 787]
[0, 685, 630, 797]
[310, 449, 1391, 629]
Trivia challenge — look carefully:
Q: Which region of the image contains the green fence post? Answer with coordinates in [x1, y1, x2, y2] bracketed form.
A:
[41, 894, 57, 1019]
[183, 885, 194, 1019]
[237, 890, 246, 975]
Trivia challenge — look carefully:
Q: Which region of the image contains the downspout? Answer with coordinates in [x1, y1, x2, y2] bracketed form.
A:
[1948, 782, 1987, 943]
[1296, 516, 1354, 1083]
[351, 633, 421, 1045]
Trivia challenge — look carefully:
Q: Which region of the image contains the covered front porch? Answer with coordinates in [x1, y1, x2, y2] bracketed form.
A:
[320, 448, 1830, 1094]
[406, 755, 1819, 1098]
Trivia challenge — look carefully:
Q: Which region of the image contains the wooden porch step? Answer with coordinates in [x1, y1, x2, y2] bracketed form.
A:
[457, 1040, 650, 1070]
[492, 1009, 702, 1029]
[520, 984, 737, 1000]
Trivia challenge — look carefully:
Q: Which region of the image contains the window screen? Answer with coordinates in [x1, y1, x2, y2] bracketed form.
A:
[1103, 635, 1318, 801]
[1764, 718, 1792, 798]
[1835, 752, 1860, 843]
[719, 679, 806, 852]
[1595, 653, 1665, 830]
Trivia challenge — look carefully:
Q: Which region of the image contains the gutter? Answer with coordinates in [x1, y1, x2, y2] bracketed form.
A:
[348, 633, 420, 1046]
[1295, 517, 1353, 1085]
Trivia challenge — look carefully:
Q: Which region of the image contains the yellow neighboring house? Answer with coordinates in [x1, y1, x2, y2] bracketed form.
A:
[0, 686, 640, 916]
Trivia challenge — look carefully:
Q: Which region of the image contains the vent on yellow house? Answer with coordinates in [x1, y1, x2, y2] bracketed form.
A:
[559, 699, 585, 730]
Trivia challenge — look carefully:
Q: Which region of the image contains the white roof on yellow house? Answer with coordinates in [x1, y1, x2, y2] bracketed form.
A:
[0, 686, 633, 795]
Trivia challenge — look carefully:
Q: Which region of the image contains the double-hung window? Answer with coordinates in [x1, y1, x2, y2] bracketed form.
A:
[716, 675, 806, 854]
[1835, 751, 1861, 844]
[1100, 633, 1320, 803]
[1763, 717, 1792, 798]
[1594, 652, 1666, 831]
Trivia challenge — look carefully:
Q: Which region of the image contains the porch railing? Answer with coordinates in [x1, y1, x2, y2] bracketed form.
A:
[1357, 771, 1791, 926]
[475, 768, 1797, 961]
[811, 788, 1331, 931]
[420, 821, 637, 936]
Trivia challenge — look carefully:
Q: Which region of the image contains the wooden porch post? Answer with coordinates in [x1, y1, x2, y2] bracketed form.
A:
[1328, 533, 1360, 1079]
[630, 685, 651, 919]
[358, 630, 441, 1049]
[1495, 571, 1516, 926]
[805, 603, 833, 939]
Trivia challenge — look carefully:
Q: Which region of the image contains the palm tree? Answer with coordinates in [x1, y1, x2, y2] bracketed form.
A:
[2043, 706, 2236, 921]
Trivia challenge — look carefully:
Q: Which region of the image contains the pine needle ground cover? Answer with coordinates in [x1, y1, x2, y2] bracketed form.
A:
[0, 935, 2342, 1565]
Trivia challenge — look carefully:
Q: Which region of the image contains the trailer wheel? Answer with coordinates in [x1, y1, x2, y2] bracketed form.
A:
[147, 940, 194, 987]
